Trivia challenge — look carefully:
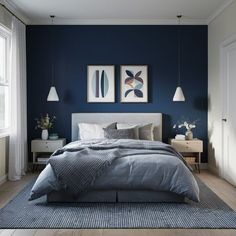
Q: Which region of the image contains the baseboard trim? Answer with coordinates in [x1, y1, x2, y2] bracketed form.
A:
[200, 163, 208, 170]
[0, 174, 7, 185]
[208, 166, 220, 176]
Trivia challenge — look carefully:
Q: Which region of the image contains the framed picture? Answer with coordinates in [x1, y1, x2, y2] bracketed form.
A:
[87, 65, 115, 103]
[120, 65, 148, 103]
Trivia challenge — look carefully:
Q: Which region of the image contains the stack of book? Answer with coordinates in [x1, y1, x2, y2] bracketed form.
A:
[175, 134, 185, 140]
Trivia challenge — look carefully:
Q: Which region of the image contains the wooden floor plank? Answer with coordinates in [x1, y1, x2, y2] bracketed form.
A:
[33, 229, 58, 236]
[0, 173, 37, 209]
[147, 229, 236, 236]
[1, 229, 236, 236]
[11, 229, 37, 236]
[103, 229, 148, 236]
[80, 229, 103, 236]
[197, 171, 236, 211]
[0, 230, 15, 236]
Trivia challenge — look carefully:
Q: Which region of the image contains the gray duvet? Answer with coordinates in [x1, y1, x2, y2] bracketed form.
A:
[29, 139, 200, 202]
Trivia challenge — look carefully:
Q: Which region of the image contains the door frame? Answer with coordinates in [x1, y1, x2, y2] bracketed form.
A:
[220, 33, 236, 181]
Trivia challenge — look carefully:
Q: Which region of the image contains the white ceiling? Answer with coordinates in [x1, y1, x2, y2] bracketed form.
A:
[3, 0, 235, 25]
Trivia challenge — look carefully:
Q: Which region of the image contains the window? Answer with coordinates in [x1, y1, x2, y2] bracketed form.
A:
[0, 26, 10, 132]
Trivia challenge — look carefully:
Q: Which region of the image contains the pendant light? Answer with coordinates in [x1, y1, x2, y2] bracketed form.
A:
[47, 15, 59, 101]
[173, 15, 185, 102]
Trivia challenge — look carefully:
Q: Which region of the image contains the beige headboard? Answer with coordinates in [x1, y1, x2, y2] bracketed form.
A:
[71, 113, 162, 142]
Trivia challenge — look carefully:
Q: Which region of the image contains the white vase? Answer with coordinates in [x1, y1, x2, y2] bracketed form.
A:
[185, 129, 193, 140]
[41, 129, 49, 140]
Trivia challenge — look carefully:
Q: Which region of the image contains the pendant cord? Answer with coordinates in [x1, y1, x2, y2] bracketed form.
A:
[177, 15, 182, 87]
[50, 15, 55, 86]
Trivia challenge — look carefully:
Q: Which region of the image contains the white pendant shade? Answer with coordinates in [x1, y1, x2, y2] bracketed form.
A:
[173, 86, 185, 101]
[47, 86, 59, 101]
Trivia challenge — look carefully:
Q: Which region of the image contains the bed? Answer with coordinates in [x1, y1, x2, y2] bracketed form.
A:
[29, 113, 199, 203]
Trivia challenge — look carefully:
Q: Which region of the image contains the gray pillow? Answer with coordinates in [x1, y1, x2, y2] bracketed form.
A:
[116, 124, 139, 139]
[105, 122, 117, 129]
[104, 127, 136, 139]
[139, 123, 154, 140]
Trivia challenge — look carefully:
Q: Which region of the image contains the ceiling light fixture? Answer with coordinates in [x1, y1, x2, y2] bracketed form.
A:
[47, 15, 59, 102]
[173, 14, 185, 102]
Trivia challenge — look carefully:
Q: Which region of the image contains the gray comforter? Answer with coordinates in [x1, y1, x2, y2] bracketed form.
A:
[29, 139, 200, 202]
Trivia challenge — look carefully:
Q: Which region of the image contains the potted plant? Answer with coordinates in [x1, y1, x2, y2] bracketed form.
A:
[173, 120, 197, 140]
[35, 114, 56, 140]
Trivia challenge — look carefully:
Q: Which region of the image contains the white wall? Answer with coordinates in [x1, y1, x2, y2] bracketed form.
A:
[208, 1, 236, 174]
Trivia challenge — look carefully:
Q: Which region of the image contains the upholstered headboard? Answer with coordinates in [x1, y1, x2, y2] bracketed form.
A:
[71, 113, 162, 142]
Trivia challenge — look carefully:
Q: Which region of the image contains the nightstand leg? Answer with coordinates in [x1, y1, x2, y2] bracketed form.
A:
[197, 164, 200, 173]
[198, 153, 201, 173]
[32, 152, 36, 173]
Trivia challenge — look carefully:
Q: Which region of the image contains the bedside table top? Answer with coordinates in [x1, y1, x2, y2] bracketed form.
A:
[32, 138, 66, 142]
[170, 138, 202, 142]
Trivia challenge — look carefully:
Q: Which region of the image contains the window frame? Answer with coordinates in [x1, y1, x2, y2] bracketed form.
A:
[0, 24, 11, 135]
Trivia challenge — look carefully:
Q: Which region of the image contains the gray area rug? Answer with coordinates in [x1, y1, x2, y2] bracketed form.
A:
[0, 177, 236, 229]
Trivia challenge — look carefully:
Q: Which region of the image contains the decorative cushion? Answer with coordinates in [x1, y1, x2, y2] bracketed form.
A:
[116, 124, 139, 139]
[139, 123, 154, 140]
[103, 127, 136, 139]
[117, 123, 154, 140]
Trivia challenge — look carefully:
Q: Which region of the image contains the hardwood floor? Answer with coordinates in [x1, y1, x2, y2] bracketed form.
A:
[197, 171, 236, 211]
[0, 170, 236, 236]
[0, 174, 37, 209]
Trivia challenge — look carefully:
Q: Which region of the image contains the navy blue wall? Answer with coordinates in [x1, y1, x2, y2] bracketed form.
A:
[26, 25, 208, 161]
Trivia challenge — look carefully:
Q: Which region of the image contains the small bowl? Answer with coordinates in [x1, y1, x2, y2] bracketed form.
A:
[49, 135, 59, 140]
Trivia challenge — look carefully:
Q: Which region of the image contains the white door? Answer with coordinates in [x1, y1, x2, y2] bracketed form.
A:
[222, 39, 236, 186]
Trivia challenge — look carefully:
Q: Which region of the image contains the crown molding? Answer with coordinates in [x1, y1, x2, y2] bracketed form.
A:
[0, 0, 207, 26]
[207, 0, 235, 24]
[1, 0, 235, 26]
[29, 18, 207, 25]
[1, 0, 30, 24]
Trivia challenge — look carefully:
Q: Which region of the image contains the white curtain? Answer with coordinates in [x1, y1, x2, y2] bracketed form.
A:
[8, 17, 27, 181]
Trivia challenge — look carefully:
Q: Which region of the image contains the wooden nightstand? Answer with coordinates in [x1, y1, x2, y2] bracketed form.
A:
[31, 139, 66, 170]
[169, 139, 203, 173]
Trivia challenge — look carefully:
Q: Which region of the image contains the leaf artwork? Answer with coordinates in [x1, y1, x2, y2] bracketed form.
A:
[135, 77, 143, 84]
[124, 70, 144, 98]
[134, 89, 143, 97]
[125, 70, 134, 77]
[92, 70, 109, 98]
[135, 71, 142, 77]
[125, 89, 133, 97]
[135, 83, 143, 90]
[125, 77, 134, 87]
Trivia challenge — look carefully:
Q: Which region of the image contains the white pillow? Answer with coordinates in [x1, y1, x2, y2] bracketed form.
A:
[78, 123, 110, 140]
[117, 123, 154, 141]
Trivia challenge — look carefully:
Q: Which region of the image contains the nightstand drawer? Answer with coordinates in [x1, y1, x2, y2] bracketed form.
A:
[171, 140, 203, 153]
[31, 140, 65, 152]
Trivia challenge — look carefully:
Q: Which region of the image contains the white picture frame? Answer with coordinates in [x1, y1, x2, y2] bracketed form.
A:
[120, 65, 148, 103]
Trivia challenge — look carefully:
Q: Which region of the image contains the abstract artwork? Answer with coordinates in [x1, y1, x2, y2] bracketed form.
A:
[120, 65, 148, 103]
[87, 65, 115, 103]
